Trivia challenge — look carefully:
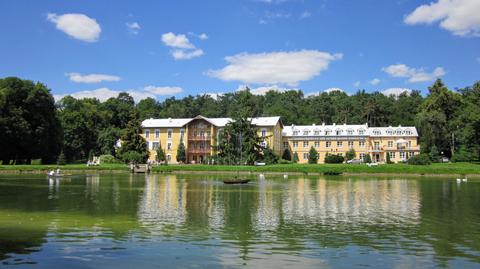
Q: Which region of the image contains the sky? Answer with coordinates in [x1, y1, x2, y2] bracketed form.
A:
[0, 0, 479, 101]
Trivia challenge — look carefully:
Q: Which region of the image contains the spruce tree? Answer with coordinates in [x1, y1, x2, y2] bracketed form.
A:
[292, 152, 299, 163]
[156, 144, 166, 164]
[308, 146, 318, 164]
[176, 142, 186, 163]
[363, 153, 372, 163]
[118, 111, 149, 163]
[282, 148, 292, 161]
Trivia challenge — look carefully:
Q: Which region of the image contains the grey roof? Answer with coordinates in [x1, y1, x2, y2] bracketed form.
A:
[142, 115, 281, 128]
[283, 124, 418, 137]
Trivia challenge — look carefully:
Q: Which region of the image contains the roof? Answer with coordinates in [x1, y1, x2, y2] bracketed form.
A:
[283, 124, 418, 137]
[141, 115, 281, 128]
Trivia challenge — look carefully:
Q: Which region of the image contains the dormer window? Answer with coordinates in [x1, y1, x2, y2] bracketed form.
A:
[347, 130, 353, 135]
[372, 130, 381, 135]
[303, 130, 309, 136]
[358, 129, 365, 135]
[314, 131, 320, 135]
[293, 130, 299, 136]
[325, 130, 331, 135]
[336, 130, 343, 135]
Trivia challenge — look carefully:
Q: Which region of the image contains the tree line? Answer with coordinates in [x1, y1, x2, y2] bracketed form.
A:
[1, 76, 479, 164]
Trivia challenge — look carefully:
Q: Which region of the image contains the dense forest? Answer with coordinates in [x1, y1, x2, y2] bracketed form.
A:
[0, 77, 479, 164]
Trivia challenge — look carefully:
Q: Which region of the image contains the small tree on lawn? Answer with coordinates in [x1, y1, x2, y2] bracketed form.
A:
[429, 145, 440, 162]
[176, 142, 186, 163]
[57, 150, 66, 165]
[363, 153, 372, 163]
[156, 144, 166, 164]
[282, 148, 292, 161]
[308, 146, 318, 164]
[386, 152, 393, 164]
[346, 148, 356, 161]
[292, 152, 299, 163]
[118, 111, 149, 163]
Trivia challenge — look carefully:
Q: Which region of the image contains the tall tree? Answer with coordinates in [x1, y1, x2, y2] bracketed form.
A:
[176, 142, 186, 163]
[308, 146, 319, 164]
[117, 111, 149, 163]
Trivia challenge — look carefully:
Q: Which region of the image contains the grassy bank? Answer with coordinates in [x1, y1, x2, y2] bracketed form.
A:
[1, 162, 478, 176]
[151, 163, 480, 175]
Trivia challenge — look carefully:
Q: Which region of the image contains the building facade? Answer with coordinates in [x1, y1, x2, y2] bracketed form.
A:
[141, 115, 419, 164]
[141, 115, 283, 164]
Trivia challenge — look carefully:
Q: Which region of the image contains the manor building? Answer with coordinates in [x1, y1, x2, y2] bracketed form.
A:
[141, 115, 419, 164]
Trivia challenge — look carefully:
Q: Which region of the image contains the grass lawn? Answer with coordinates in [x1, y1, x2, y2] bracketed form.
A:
[0, 162, 478, 175]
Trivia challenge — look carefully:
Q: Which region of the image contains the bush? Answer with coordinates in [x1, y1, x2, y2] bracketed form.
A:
[363, 153, 372, 163]
[451, 146, 477, 162]
[278, 159, 292, 164]
[324, 154, 344, 164]
[120, 151, 147, 164]
[99, 154, 121, 164]
[292, 152, 299, 163]
[386, 152, 394, 164]
[57, 150, 66, 165]
[345, 148, 356, 161]
[308, 147, 318, 164]
[407, 153, 431, 165]
[282, 148, 292, 161]
[263, 147, 279, 164]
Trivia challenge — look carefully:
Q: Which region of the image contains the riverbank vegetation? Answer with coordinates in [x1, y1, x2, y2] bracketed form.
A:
[1, 77, 479, 165]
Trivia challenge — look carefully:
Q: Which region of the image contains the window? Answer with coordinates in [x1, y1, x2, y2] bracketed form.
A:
[167, 142, 172, 151]
[314, 131, 320, 136]
[261, 129, 267, 137]
[303, 130, 309, 136]
[358, 129, 365, 135]
[337, 141, 343, 147]
[167, 129, 172, 139]
[146, 141, 150, 149]
[293, 141, 298, 148]
[167, 154, 172, 161]
[336, 130, 342, 135]
[347, 130, 353, 135]
[200, 131, 205, 137]
[360, 153, 365, 160]
[293, 131, 299, 136]
[283, 141, 289, 148]
[400, 151, 405, 160]
[359, 140, 366, 147]
[408, 141, 412, 148]
[325, 130, 331, 135]
[261, 141, 267, 148]
[303, 153, 309, 160]
[373, 130, 381, 135]
[315, 141, 320, 148]
[155, 129, 160, 138]
[405, 130, 412, 135]
[348, 141, 354, 148]
[145, 130, 150, 138]
[303, 141, 309, 148]
[180, 129, 185, 141]
[152, 142, 160, 150]
[374, 142, 380, 150]
[390, 152, 396, 159]
[388, 141, 393, 148]
[326, 141, 331, 148]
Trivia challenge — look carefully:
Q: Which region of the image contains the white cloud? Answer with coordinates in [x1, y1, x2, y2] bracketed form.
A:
[324, 88, 345, 94]
[171, 49, 204, 60]
[300, 11, 311, 19]
[382, 64, 445, 83]
[161, 32, 194, 49]
[305, 88, 347, 97]
[404, 0, 480, 37]
[199, 33, 208, 40]
[354, 81, 361, 87]
[369, 78, 381, 85]
[381, 88, 413, 97]
[66, 72, 121, 83]
[47, 13, 101, 42]
[54, 85, 183, 103]
[162, 32, 204, 60]
[143, 86, 183, 95]
[126, 22, 141, 34]
[208, 50, 342, 86]
[236, 85, 297, 95]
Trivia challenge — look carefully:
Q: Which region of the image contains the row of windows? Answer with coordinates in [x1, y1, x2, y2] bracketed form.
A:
[147, 141, 173, 151]
[144, 129, 184, 139]
[292, 129, 366, 136]
[287, 140, 366, 148]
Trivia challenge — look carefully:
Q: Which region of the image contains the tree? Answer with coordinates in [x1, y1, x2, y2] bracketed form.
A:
[57, 150, 66, 165]
[282, 148, 292, 161]
[117, 111, 149, 163]
[363, 153, 372, 163]
[0, 77, 62, 164]
[176, 142, 186, 163]
[346, 148, 356, 161]
[386, 152, 393, 164]
[308, 146, 318, 164]
[429, 145, 440, 162]
[156, 144, 166, 164]
[263, 146, 279, 164]
[292, 152, 299, 163]
[97, 127, 121, 156]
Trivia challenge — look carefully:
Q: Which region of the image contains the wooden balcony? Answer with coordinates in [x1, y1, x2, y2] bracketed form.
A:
[188, 136, 211, 141]
[187, 149, 211, 154]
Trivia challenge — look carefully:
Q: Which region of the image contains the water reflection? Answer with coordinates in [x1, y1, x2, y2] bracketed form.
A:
[0, 174, 479, 268]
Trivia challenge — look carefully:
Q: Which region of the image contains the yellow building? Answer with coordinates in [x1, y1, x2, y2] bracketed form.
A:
[282, 123, 420, 164]
[141, 115, 283, 164]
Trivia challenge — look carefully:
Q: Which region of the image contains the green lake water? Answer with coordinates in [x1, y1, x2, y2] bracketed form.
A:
[0, 173, 479, 268]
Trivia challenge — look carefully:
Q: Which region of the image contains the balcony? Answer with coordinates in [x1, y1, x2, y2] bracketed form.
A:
[188, 135, 211, 141]
[188, 148, 211, 154]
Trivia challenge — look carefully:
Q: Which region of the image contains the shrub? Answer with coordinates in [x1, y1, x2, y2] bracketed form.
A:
[278, 159, 292, 164]
[363, 153, 372, 164]
[429, 145, 440, 163]
[99, 154, 121, 164]
[451, 146, 476, 162]
[282, 148, 292, 161]
[407, 153, 431, 165]
[345, 148, 356, 161]
[292, 152, 299, 163]
[308, 147, 319, 164]
[120, 151, 146, 164]
[324, 154, 344, 164]
[57, 150, 66, 165]
[386, 152, 394, 164]
[263, 147, 279, 164]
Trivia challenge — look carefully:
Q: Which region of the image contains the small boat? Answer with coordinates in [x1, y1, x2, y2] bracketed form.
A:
[223, 179, 250, 184]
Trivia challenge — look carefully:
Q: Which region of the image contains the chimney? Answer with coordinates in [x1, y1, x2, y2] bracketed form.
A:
[322, 122, 325, 126]
[312, 123, 316, 126]
[333, 123, 336, 126]
[168, 117, 172, 123]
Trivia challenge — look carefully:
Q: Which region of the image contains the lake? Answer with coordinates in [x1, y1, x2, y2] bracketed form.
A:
[0, 173, 479, 268]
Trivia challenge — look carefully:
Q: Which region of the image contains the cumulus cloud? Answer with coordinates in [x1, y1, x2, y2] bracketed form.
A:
[208, 50, 342, 86]
[404, 0, 480, 37]
[54, 85, 183, 103]
[161, 32, 204, 60]
[306, 88, 346, 97]
[171, 49, 204, 60]
[47, 13, 101, 42]
[382, 64, 445, 83]
[199, 33, 208, 40]
[381, 88, 413, 98]
[369, 78, 381, 85]
[300, 11, 311, 19]
[126, 22, 141, 34]
[66, 73, 120, 83]
[236, 85, 298, 95]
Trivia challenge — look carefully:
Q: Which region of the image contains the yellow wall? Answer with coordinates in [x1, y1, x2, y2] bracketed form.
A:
[141, 127, 185, 164]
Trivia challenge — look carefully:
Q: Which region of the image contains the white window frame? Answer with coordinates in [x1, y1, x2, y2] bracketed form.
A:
[303, 141, 309, 148]
[337, 141, 343, 147]
[326, 141, 331, 148]
[167, 129, 172, 139]
[314, 141, 320, 148]
[155, 129, 160, 138]
[167, 142, 172, 151]
[145, 130, 150, 138]
[293, 141, 298, 148]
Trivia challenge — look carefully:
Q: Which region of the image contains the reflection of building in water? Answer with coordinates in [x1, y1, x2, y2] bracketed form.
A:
[282, 178, 420, 225]
[254, 178, 279, 231]
[138, 175, 187, 229]
[85, 174, 100, 197]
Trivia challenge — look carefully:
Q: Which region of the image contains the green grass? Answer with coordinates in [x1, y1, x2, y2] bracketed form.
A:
[0, 162, 479, 175]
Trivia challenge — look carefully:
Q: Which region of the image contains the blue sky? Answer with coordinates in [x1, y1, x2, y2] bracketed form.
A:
[0, 0, 479, 101]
